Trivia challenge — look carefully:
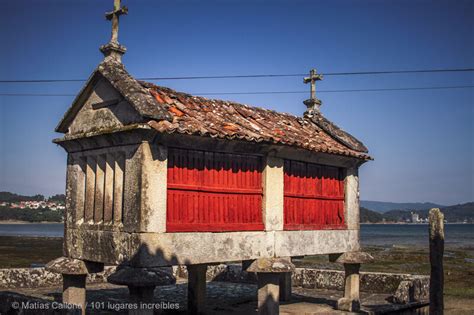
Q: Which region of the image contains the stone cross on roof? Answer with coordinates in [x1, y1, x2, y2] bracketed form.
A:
[303, 69, 323, 115]
[100, 0, 128, 62]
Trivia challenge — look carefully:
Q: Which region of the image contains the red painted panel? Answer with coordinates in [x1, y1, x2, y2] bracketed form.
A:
[284, 160, 345, 230]
[167, 148, 264, 232]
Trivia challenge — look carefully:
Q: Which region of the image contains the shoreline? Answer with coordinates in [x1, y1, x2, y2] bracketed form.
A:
[0, 220, 63, 224]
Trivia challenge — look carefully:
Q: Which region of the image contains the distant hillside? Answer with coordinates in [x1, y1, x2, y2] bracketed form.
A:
[361, 200, 445, 213]
[383, 202, 473, 223]
[360, 207, 384, 223]
[0, 192, 45, 202]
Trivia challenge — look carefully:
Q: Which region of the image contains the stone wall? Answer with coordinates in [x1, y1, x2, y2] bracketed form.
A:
[0, 267, 116, 290]
[0, 265, 428, 296]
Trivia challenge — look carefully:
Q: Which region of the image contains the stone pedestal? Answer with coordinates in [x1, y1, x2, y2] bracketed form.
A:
[247, 258, 295, 315]
[330, 251, 374, 312]
[46, 257, 103, 315]
[187, 264, 207, 315]
[337, 263, 361, 312]
[108, 265, 176, 315]
[279, 272, 292, 302]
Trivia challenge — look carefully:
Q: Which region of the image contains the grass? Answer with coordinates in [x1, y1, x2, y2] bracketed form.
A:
[0, 236, 62, 268]
[294, 245, 474, 301]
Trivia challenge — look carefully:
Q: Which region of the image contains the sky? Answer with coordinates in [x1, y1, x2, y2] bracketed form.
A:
[0, 0, 472, 205]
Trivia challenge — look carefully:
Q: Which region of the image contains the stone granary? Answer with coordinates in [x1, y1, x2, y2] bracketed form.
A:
[47, 1, 373, 314]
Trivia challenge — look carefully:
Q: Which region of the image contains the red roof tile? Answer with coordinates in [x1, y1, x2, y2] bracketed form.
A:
[141, 83, 371, 160]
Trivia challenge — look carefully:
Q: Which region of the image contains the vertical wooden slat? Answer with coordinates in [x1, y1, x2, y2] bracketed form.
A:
[166, 148, 264, 232]
[283, 159, 345, 230]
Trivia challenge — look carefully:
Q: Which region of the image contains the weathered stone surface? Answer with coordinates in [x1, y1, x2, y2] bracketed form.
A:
[262, 156, 284, 231]
[337, 297, 360, 312]
[344, 167, 360, 230]
[330, 251, 374, 264]
[134, 231, 275, 267]
[274, 229, 360, 257]
[45, 257, 89, 275]
[247, 258, 295, 273]
[390, 278, 430, 304]
[107, 266, 176, 287]
[0, 266, 117, 289]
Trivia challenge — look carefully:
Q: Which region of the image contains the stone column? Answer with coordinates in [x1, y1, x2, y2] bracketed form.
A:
[46, 257, 104, 315]
[262, 156, 284, 231]
[108, 266, 176, 315]
[344, 167, 360, 231]
[247, 258, 295, 315]
[330, 251, 374, 312]
[338, 263, 361, 311]
[187, 264, 207, 315]
[279, 272, 292, 302]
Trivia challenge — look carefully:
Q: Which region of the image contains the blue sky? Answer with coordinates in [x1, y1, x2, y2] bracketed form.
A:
[0, 0, 472, 205]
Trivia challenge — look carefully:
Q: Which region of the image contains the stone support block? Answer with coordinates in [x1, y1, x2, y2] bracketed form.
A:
[262, 156, 284, 231]
[187, 264, 207, 315]
[62, 274, 87, 315]
[258, 273, 280, 315]
[337, 263, 361, 312]
[45, 257, 103, 315]
[279, 272, 292, 302]
[108, 265, 176, 315]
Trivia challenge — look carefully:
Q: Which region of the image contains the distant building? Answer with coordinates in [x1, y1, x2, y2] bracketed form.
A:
[411, 212, 420, 223]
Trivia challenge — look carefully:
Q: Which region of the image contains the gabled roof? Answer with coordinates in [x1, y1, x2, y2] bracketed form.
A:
[141, 83, 370, 160]
[56, 61, 370, 160]
[55, 60, 172, 133]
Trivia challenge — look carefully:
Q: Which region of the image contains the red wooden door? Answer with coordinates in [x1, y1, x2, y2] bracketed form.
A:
[167, 148, 264, 232]
[284, 160, 345, 230]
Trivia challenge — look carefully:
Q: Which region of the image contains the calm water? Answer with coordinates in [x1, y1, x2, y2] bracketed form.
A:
[0, 223, 472, 248]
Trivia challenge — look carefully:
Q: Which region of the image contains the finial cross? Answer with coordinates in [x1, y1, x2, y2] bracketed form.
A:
[105, 0, 128, 44]
[303, 69, 323, 101]
[303, 69, 323, 114]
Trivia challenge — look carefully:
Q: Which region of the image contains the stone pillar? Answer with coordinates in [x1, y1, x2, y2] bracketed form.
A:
[46, 257, 104, 315]
[123, 142, 168, 233]
[62, 274, 87, 314]
[247, 258, 295, 315]
[187, 264, 207, 315]
[338, 263, 361, 312]
[279, 272, 292, 302]
[108, 266, 176, 315]
[258, 273, 280, 315]
[263, 156, 284, 231]
[344, 167, 360, 231]
[330, 251, 374, 312]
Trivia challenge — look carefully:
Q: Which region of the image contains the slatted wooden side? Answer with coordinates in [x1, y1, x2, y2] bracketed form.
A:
[284, 160, 345, 230]
[167, 148, 264, 232]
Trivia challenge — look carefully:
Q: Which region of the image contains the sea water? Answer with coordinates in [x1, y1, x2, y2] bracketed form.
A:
[0, 223, 472, 248]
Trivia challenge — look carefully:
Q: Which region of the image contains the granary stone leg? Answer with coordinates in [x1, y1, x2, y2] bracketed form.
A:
[329, 251, 374, 312]
[247, 258, 295, 315]
[258, 273, 280, 315]
[187, 264, 207, 315]
[62, 274, 87, 314]
[127, 285, 156, 315]
[337, 263, 361, 312]
[46, 257, 103, 315]
[279, 272, 292, 302]
[107, 265, 176, 315]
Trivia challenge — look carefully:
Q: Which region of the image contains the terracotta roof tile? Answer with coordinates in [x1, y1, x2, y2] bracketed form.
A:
[142, 83, 371, 160]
